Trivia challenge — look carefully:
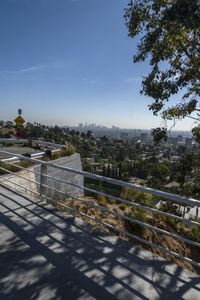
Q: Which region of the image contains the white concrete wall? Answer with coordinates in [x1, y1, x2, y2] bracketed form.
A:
[38, 153, 84, 201]
[0, 153, 83, 201]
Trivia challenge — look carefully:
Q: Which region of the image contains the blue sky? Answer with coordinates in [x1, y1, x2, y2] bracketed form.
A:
[0, 0, 194, 130]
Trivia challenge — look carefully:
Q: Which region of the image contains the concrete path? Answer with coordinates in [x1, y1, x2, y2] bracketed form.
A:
[0, 186, 200, 300]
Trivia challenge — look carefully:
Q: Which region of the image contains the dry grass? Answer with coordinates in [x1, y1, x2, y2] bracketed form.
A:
[57, 193, 200, 274]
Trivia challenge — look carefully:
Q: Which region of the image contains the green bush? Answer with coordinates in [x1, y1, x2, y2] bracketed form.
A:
[0, 160, 35, 175]
[127, 208, 147, 235]
[64, 145, 76, 156]
[120, 188, 157, 208]
[0, 162, 20, 174]
[191, 226, 200, 243]
[97, 194, 107, 207]
[107, 197, 115, 205]
[51, 151, 61, 160]
[166, 216, 179, 231]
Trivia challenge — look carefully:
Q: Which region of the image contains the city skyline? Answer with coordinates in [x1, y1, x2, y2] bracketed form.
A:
[0, 0, 195, 131]
[0, 117, 193, 133]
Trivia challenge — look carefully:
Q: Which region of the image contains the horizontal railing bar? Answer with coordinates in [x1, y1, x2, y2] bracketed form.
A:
[40, 183, 200, 249]
[0, 138, 64, 148]
[73, 183, 200, 228]
[40, 173, 200, 228]
[82, 190, 200, 228]
[1, 170, 200, 267]
[0, 177, 40, 196]
[1, 178, 200, 268]
[43, 173, 82, 187]
[4, 161, 41, 175]
[42, 172, 200, 228]
[72, 196, 200, 249]
[47, 196, 200, 269]
[0, 166, 40, 186]
[40, 184, 72, 198]
[0, 149, 200, 208]
[2, 151, 200, 261]
[1, 149, 200, 268]
[0, 149, 44, 164]
[42, 195, 74, 213]
[1, 161, 195, 229]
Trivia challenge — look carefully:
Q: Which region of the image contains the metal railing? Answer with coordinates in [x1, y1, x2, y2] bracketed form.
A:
[0, 138, 65, 149]
[0, 149, 200, 269]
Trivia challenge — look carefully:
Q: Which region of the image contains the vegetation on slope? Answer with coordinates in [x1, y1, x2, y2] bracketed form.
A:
[57, 186, 200, 274]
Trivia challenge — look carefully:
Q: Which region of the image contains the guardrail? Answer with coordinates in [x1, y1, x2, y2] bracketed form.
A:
[0, 138, 65, 149]
[1, 149, 61, 163]
[0, 149, 200, 270]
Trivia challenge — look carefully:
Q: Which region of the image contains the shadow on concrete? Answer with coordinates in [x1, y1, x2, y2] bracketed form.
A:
[0, 186, 200, 300]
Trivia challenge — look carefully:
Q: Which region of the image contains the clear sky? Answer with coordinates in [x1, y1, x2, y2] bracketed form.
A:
[0, 0, 194, 130]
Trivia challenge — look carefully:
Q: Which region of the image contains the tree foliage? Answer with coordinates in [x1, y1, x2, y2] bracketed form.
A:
[125, 0, 200, 142]
[175, 151, 194, 186]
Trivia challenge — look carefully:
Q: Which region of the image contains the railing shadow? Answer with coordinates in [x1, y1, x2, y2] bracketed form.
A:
[0, 186, 200, 300]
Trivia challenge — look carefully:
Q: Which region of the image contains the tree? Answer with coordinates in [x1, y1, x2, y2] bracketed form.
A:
[125, 1, 200, 142]
[86, 130, 92, 138]
[175, 152, 193, 187]
[148, 162, 170, 187]
[81, 132, 86, 139]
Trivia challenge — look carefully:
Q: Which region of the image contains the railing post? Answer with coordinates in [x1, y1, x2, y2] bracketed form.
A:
[40, 164, 47, 199]
[196, 206, 199, 220]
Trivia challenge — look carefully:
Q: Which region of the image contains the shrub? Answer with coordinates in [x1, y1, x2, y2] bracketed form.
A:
[97, 194, 107, 207]
[51, 151, 61, 160]
[166, 217, 179, 231]
[120, 188, 157, 208]
[160, 201, 181, 216]
[191, 226, 200, 243]
[107, 197, 115, 205]
[126, 208, 147, 236]
[119, 203, 126, 211]
[0, 162, 20, 174]
[64, 145, 76, 156]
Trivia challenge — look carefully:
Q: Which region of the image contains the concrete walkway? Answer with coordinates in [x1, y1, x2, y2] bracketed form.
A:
[0, 186, 200, 300]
